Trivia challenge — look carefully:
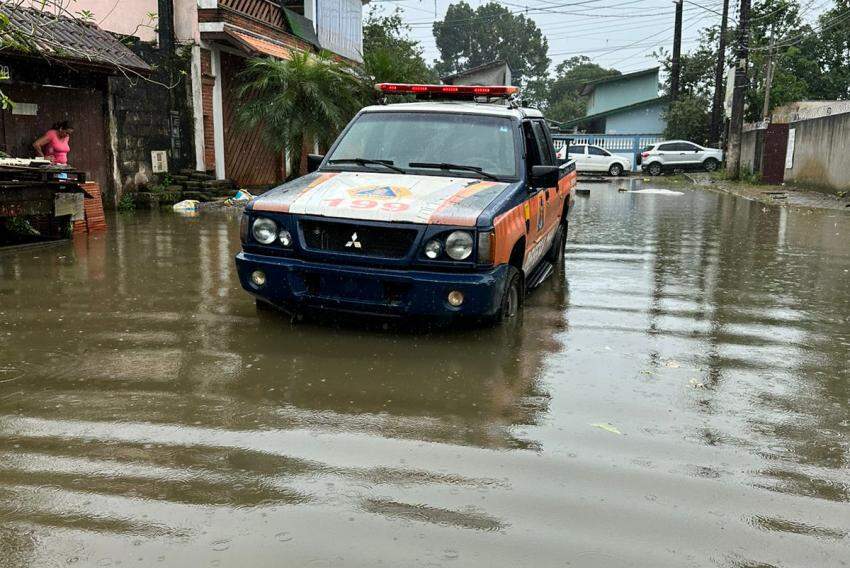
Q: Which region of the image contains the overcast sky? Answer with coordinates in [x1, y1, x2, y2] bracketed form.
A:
[368, 0, 833, 76]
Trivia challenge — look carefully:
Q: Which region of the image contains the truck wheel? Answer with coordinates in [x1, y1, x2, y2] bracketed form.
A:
[608, 163, 624, 177]
[546, 221, 567, 266]
[495, 266, 523, 324]
[647, 162, 663, 176]
[703, 158, 719, 172]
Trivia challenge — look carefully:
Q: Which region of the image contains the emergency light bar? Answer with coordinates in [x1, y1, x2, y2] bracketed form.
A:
[376, 83, 519, 98]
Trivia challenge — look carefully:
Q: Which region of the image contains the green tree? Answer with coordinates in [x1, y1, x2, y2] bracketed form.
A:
[432, 1, 549, 85]
[237, 51, 365, 177]
[663, 95, 711, 144]
[362, 7, 436, 87]
[544, 56, 620, 122]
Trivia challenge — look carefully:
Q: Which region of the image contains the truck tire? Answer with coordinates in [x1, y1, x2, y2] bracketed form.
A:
[546, 221, 567, 267]
[495, 266, 523, 324]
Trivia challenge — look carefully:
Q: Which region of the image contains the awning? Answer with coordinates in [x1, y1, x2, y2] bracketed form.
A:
[207, 28, 294, 60]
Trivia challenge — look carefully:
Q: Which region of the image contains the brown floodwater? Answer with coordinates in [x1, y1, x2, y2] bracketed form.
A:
[1, 180, 849, 567]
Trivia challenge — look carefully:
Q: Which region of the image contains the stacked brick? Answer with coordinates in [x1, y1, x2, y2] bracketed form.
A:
[72, 182, 107, 235]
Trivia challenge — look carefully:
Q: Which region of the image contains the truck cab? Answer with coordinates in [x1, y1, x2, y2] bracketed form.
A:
[235, 83, 577, 324]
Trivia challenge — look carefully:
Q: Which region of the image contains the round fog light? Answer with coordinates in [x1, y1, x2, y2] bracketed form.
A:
[251, 270, 266, 287]
[447, 290, 464, 307]
[279, 229, 292, 247]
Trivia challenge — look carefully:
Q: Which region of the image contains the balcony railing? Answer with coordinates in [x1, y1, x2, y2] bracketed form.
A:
[219, 0, 287, 28]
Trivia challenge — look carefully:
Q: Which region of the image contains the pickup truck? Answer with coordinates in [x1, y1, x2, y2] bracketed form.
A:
[235, 83, 577, 324]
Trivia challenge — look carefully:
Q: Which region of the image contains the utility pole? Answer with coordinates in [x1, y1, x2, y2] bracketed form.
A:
[725, 0, 751, 180]
[709, 0, 730, 145]
[762, 35, 776, 120]
[670, 0, 684, 100]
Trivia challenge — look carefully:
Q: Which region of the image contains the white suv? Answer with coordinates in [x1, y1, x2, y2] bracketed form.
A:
[556, 143, 631, 176]
[639, 140, 723, 176]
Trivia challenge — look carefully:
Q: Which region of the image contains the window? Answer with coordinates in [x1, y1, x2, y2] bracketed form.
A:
[588, 146, 608, 156]
[642, 145, 656, 152]
[568, 145, 585, 155]
[657, 143, 676, 151]
[327, 112, 519, 178]
[531, 122, 554, 166]
[679, 142, 701, 152]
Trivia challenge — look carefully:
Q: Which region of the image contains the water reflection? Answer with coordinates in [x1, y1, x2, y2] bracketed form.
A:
[1, 187, 849, 566]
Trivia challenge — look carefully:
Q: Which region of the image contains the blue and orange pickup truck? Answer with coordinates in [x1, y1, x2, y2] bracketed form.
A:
[235, 83, 577, 324]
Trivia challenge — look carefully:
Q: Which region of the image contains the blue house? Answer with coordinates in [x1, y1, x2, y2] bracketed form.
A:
[562, 67, 669, 134]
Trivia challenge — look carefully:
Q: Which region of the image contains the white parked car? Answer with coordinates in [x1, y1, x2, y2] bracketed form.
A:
[639, 140, 723, 176]
[556, 143, 631, 176]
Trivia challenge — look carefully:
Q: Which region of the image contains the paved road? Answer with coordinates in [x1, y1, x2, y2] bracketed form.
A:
[1, 180, 848, 567]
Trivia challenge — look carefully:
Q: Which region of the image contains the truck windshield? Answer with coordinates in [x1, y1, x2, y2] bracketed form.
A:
[326, 112, 518, 179]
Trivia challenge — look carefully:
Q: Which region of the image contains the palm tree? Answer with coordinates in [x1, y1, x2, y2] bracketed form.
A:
[237, 50, 366, 177]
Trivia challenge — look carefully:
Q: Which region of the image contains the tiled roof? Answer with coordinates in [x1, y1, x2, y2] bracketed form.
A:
[0, 4, 151, 72]
[226, 29, 293, 60]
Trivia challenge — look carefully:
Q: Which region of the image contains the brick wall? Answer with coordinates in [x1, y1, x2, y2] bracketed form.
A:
[200, 48, 216, 172]
[108, 40, 195, 203]
[198, 7, 316, 55]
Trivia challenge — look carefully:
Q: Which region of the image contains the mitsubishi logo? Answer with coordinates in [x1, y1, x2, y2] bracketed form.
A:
[345, 232, 362, 249]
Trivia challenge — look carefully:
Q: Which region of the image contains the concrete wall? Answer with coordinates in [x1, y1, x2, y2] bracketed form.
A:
[740, 128, 765, 175]
[108, 41, 194, 200]
[71, 0, 158, 41]
[604, 101, 667, 134]
[785, 112, 850, 193]
[587, 72, 659, 115]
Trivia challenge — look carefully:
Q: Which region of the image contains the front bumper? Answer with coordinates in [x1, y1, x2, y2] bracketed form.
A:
[235, 252, 509, 318]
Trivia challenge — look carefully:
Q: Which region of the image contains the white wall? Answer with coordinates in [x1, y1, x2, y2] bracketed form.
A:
[317, 0, 363, 62]
[68, 0, 159, 42]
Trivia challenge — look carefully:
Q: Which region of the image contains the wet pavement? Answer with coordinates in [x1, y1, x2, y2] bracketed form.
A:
[1, 179, 849, 567]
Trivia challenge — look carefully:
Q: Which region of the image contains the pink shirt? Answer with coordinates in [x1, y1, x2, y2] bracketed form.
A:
[43, 129, 71, 164]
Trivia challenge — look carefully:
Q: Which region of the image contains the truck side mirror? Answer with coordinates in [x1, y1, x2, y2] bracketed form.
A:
[307, 154, 324, 173]
[531, 165, 559, 188]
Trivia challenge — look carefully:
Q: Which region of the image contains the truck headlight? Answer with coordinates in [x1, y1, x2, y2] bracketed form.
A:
[252, 217, 277, 244]
[445, 231, 473, 260]
[424, 239, 442, 259]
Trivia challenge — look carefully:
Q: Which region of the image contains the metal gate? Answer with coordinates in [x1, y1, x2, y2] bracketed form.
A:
[761, 123, 789, 184]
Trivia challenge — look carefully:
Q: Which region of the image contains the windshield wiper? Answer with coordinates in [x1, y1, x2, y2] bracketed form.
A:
[408, 162, 499, 181]
[327, 158, 407, 175]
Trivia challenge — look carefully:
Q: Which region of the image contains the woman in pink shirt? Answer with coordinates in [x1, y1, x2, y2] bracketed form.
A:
[33, 121, 74, 164]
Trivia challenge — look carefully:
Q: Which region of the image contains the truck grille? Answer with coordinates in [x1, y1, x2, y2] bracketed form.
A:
[300, 219, 418, 259]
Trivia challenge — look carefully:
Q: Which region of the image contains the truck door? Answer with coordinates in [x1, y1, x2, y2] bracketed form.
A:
[521, 121, 559, 272]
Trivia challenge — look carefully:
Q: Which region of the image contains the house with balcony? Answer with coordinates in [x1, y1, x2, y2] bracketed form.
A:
[65, 0, 368, 190]
[561, 67, 669, 135]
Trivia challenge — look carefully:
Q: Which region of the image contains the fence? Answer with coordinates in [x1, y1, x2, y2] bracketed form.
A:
[741, 110, 850, 193]
[552, 133, 664, 171]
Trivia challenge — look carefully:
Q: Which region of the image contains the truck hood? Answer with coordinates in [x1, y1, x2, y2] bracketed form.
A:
[250, 171, 511, 226]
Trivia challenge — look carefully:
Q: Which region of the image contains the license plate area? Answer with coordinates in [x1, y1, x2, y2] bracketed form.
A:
[297, 272, 410, 306]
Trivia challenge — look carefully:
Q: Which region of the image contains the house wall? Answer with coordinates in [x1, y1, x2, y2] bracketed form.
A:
[784, 112, 850, 193]
[71, 0, 158, 42]
[107, 41, 195, 202]
[604, 101, 668, 134]
[317, 0, 364, 63]
[587, 73, 659, 115]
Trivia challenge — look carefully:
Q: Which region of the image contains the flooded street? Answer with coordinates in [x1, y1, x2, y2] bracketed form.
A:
[1, 180, 849, 567]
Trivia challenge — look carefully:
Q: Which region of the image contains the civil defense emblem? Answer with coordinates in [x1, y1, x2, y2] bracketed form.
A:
[347, 185, 412, 200]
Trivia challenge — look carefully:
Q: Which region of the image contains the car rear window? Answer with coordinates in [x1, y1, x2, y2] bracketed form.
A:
[642, 145, 655, 151]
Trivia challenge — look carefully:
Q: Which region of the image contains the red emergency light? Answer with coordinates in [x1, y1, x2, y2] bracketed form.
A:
[376, 83, 519, 99]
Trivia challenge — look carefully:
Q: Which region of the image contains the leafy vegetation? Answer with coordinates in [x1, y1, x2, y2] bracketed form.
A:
[237, 51, 365, 177]
[432, 1, 549, 86]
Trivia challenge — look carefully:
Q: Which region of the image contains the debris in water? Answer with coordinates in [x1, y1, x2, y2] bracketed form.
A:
[592, 422, 622, 435]
[627, 189, 684, 196]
